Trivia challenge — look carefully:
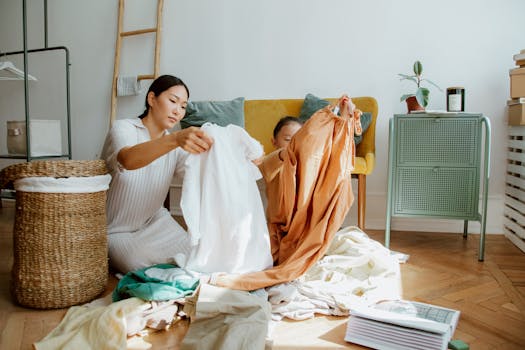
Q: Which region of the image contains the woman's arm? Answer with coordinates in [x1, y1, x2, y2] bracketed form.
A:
[117, 127, 213, 170]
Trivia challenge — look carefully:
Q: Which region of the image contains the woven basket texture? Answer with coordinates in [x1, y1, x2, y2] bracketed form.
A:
[1, 160, 110, 309]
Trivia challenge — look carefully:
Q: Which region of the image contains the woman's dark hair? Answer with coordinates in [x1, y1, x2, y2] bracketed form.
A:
[273, 116, 303, 138]
[138, 75, 190, 119]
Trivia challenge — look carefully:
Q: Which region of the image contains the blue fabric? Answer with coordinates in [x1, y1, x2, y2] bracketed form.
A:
[112, 264, 199, 302]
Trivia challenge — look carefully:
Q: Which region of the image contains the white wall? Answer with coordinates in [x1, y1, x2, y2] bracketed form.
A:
[2, 0, 524, 234]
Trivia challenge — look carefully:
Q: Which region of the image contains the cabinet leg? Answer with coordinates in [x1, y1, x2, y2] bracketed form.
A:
[463, 220, 468, 239]
[357, 174, 366, 230]
[479, 214, 487, 262]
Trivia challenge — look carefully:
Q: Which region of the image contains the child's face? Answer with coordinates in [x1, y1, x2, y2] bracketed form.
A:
[272, 122, 302, 149]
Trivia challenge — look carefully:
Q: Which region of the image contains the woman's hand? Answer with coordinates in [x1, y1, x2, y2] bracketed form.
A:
[174, 127, 214, 154]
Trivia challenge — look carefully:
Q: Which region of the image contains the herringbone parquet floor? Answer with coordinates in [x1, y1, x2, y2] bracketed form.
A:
[1, 199, 525, 349]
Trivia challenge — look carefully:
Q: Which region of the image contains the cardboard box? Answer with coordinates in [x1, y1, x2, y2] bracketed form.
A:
[510, 67, 525, 98]
[6, 120, 62, 156]
[508, 100, 525, 126]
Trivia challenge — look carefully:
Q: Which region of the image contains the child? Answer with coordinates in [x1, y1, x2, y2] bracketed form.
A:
[271, 116, 303, 149]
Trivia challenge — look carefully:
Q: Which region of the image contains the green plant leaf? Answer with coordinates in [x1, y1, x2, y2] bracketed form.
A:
[398, 74, 418, 84]
[416, 87, 430, 107]
[413, 61, 423, 76]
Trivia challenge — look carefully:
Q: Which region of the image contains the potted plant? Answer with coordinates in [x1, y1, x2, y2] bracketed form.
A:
[398, 60, 442, 112]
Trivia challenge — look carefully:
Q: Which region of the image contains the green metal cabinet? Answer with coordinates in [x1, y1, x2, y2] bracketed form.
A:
[385, 113, 491, 261]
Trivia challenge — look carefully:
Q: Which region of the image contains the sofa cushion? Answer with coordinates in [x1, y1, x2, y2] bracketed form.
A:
[298, 93, 331, 122]
[297, 93, 371, 145]
[353, 155, 368, 173]
[180, 97, 245, 129]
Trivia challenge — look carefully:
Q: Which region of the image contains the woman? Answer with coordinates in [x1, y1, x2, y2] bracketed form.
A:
[101, 75, 213, 274]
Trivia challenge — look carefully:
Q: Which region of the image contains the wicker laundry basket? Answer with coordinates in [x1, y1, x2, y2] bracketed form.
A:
[0, 160, 110, 309]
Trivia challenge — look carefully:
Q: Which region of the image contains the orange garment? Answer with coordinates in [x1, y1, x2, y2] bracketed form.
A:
[215, 106, 357, 290]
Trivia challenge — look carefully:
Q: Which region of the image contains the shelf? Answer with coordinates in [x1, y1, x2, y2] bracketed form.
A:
[385, 113, 491, 261]
[0, 1, 72, 164]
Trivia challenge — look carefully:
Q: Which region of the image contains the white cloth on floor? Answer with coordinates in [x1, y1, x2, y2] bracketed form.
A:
[181, 283, 272, 350]
[125, 300, 181, 336]
[86, 294, 180, 336]
[34, 295, 183, 350]
[267, 226, 402, 320]
[116, 75, 144, 96]
[180, 123, 273, 274]
[33, 297, 148, 350]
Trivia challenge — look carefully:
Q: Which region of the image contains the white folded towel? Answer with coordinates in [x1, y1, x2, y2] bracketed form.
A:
[117, 76, 143, 96]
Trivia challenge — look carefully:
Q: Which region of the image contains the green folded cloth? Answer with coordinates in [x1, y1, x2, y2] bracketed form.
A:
[112, 264, 199, 302]
[448, 339, 469, 350]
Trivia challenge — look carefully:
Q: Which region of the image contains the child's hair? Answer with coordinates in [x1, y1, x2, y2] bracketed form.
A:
[273, 116, 303, 138]
[139, 75, 189, 119]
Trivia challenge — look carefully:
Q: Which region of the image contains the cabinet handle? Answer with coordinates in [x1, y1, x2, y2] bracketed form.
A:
[433, 167, 439, 173]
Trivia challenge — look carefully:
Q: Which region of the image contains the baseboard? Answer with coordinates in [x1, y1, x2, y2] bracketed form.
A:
[343, 192, 503, 234]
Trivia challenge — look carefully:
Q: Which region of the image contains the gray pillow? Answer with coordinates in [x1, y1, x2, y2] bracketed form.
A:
[180, 97, 245, 129]
[298, 93, 372, 145]
[298, 93, 331, 122]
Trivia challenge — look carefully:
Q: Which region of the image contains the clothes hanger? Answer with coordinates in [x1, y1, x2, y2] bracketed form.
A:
[0, 60, 37, 81]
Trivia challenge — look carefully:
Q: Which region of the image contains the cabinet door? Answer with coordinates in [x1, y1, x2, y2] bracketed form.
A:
[396, 117, 480, 167]
[393, 167, 479, 218]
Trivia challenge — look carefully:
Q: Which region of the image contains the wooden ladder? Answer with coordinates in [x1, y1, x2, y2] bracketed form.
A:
[110, 0, 164, 126]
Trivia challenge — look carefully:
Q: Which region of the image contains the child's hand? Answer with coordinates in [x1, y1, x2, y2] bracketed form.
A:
[338, 94, 356, 117]
[252, 155, 264, 166]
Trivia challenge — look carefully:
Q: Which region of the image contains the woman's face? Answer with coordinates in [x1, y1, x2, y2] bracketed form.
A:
[148, 84, 188, 130]
[272, 122, 302, 149]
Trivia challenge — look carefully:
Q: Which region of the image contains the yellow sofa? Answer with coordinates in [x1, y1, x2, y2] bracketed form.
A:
[244, 97, 378, 229]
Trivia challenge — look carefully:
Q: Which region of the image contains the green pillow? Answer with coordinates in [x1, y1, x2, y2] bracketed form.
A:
[180, 97, 245, 129]
[298, 93, 372, 145]
[298, 93, 331, 122]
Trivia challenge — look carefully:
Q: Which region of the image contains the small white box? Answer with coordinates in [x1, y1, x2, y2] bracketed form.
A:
[6, 120, 62, 156]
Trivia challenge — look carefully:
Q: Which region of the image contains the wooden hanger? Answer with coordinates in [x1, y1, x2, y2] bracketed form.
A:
[0, 61, 37, 81]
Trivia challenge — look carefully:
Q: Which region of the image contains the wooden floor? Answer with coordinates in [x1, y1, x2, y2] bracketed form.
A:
[1, 200, 525, 350]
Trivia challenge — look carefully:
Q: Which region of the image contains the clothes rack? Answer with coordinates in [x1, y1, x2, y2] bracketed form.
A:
[0, 61, 37, 81]
[0, 0, 72, 161]
[0, 0, 72, 205]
